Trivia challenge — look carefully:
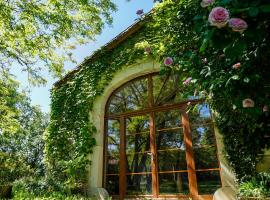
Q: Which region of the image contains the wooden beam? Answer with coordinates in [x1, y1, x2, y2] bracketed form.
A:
[119, 116, 126, 199]
[150, 111, 159, 198]
[182, 110, 198, 197]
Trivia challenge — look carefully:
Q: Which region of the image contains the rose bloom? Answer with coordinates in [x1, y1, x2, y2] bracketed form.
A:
[242, 98, 255, 108]
[208, 7, 229, 28]
[201, 0, 214, 8]
[164, 57, 173, 66]
[136, 9, 144, 15]
[263, 105, 269, 112]
[229, 18, 248, 33]
[145, 47, 152, 54]
[183, 77, 192, 85]
[232, 63, 241, 69]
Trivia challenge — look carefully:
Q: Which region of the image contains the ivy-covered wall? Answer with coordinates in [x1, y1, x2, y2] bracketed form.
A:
[45, 0, 270, 189]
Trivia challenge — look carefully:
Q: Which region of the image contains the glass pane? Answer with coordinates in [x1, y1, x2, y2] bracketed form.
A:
[188, 103, 212, 125]
[105, 175, 119, 195]
[191, 124, 216, 148]
[107, 120, 120, 155]
[106, 120, 120, 175]
[159, 172, 189, 194]
[126, 115, 151, 174]
[153, 74, 188, 105]
[108, 76, 148, 114]
[126, 115, 149, 135]
[155, 110, 187, 172]
[107, 155, 120, 174]
[126, 152, 151, 173]
[155, 110, 182, 130]
[126, 133, 150, 154]
[196, 171, 222, 194]
[194, 147, 219, 169]
[126, 174, 152, 195]
[157, 150, 187, 171]
[156, 129, 185, 150]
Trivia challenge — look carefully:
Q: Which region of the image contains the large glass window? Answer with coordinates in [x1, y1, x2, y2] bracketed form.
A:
[104, 73, 221, 199]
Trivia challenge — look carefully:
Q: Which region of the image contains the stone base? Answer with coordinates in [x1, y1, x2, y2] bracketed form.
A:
[89, 187, 109, 200]
[213, 187, 237, 200]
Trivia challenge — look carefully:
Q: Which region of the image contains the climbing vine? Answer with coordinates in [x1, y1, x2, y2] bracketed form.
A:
[45, 0, 270, 190]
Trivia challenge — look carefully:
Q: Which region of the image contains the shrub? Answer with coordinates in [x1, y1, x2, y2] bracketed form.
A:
[238, 172, 270, 198]
[12, 177, 94, 200]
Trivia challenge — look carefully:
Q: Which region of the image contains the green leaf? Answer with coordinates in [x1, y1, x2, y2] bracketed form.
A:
[260, 5, 270, 13]
[220, 0, 231, 5]
[248, 7, 259, 17]
[224, 41, 247, 59]
[231, 75, 240, 80]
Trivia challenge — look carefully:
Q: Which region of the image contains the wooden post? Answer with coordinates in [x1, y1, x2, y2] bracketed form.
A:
[148, 75, 159, 197]
[150, 112, 159, 198]
[182, 110, 198, 197]
[119, 116, 126, 200]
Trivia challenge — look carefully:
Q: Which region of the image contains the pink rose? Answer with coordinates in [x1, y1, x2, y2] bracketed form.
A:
[232, 63, 241, 69]
[183, 77, 192, 85]
[229, 18, 248, 33]
[164, 57, 173, 66]
[201, 0, 214, 8]
[208, 7, 229, 28]
[136, 9, 144, 15]
[242, 98, 254, 108]
[263, 105, 269, 112]
[145, 47, 152, 54]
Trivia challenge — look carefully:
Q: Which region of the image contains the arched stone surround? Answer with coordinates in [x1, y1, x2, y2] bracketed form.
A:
[88, 59, 237, 199]
[88, 60, 160, 189]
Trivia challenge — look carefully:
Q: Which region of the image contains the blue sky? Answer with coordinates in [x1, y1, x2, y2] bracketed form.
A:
[14, 0, 154, 113]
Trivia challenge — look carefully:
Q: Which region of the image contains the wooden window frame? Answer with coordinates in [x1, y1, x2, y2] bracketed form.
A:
[103, 73, 222, 200]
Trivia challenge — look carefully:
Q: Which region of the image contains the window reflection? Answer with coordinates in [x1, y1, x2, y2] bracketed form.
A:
[159, 172, 189, 194]
[105, 74, 221, 197]
[196, 171, 222, 194]
[108, 78, 148, 114]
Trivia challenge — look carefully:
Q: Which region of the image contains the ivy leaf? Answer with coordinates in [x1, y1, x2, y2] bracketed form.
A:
[220, 0, 231, 5]
[224, 41, 247, 59]
[200, 29, 214, 53]
[260, 5, 270, 13]
[225, 75, 240, 87]
[193, 14, 203, 21]
[248, 7, 260, 17]
[231, 75, 240, 80]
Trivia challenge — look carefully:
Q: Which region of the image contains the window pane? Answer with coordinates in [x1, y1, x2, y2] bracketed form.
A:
[106, 120, 120, 175]
[107, 155, 120, 174]
[188, 103, 212, 125]
[108, 77, 148, 114]
[126, 115, 151, 174]
[126, 152, 151, 173]
[159, 172, 189, 194]
[156, 129, 185, 150]
[126, 174, 152, 195]
[153, 74, 193, 105]
[191, 124, 216, 147]
[105, 175, 119, 195]
[194, 147, 219, 169]
[196, 171, 222, 194]
[126, 133, 150, 154]
[155, 110, 182, 129]
[157, 150, 187, 171]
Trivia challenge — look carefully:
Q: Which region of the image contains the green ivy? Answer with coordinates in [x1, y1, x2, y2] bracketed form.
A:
[45, 0, 270, 189]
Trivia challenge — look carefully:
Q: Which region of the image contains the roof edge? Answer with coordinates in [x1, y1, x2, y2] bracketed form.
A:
[54, 14, 152, 88]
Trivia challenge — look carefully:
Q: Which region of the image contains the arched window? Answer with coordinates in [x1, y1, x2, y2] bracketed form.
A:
[104, 73, 222, 199]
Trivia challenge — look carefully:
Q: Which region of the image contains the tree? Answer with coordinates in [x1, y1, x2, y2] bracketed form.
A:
[0, 81, 49, 184]
[0, 0, 116, 84]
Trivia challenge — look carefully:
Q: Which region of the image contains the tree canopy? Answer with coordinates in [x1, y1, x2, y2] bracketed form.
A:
[0, 0, 116, 84]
